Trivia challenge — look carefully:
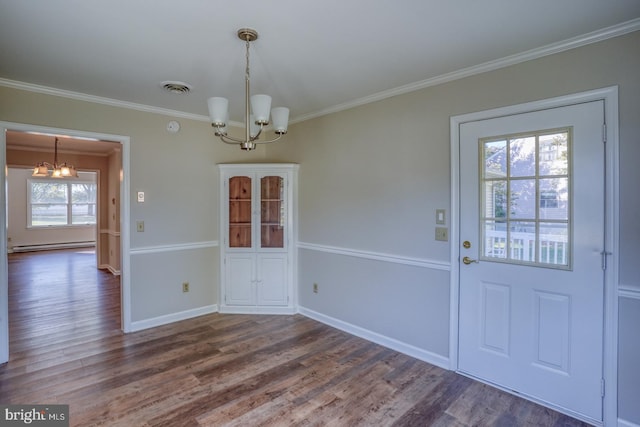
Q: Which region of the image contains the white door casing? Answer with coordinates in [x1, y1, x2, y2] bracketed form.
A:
[450, 87, 619, 426]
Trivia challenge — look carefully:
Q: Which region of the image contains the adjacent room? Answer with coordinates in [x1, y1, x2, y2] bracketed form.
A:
[0, 1, 639, 426]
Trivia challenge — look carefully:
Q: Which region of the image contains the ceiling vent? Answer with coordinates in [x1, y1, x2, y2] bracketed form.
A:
[161, 81, 192, 94]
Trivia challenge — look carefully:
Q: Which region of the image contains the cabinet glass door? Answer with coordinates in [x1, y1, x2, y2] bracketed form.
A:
[228, 176, 252, 248]
[260, 176, 284, 248]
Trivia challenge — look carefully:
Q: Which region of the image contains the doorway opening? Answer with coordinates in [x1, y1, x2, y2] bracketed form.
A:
[0, 122, 131, 363]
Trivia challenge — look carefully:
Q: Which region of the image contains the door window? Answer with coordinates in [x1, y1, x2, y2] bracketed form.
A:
[480, 128, 571, 268]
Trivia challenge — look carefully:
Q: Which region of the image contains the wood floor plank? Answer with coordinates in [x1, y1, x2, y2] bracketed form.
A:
[1, 249, 593, 426]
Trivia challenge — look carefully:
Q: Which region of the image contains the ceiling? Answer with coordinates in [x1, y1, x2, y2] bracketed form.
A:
[6, 130, 120, 155]
[1, 1, 639, 129]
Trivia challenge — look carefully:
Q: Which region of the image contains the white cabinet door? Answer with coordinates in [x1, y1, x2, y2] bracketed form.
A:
[225, 255, 255, 306]
[257, 254, 288, 306]
[257, 173, 287, 251]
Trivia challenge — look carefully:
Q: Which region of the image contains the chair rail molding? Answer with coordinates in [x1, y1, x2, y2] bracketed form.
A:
[130, 240, 218, 255]
[297, 242, 450, 271]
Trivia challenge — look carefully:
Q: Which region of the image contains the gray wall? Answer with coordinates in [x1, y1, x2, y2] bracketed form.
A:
[619, 296, 640, 423]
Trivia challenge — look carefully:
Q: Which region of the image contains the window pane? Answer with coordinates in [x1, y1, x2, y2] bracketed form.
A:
[484, 140, 507, 177]
[539, 132, 568, 176]
[32, 204, 67, 226]
[540, 223, 569, 266]
[72, 183, 97, 203]
[479, 128, 571, 270]
[509, 136, 536, 177]
[510, 179, 536, 219]
[72, 204, 97, 224]
[31, 182, 67, 203]
[228, 176, 252, 248]
[539, 178, 568, 220]
[261, 176, 284, 248]
[510, 221, 536, 262]
[483, 180, 507, 218]
[483, 221, 507, 259]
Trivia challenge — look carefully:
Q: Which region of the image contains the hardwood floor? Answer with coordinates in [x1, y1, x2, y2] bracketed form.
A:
[1, 250, 591, 426]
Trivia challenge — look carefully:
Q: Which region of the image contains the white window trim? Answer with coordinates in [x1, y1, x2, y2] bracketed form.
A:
[27, 175, 97, 228]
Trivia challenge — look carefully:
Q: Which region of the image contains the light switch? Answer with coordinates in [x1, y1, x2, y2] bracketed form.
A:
[137, 191, 145, 203]
[436, 209, 446, 225]
[136, 221, 144, 232]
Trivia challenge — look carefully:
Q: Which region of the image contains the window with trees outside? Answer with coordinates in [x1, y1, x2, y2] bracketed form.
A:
[28, 172, 97, 227]
[480, 128, 571, 269]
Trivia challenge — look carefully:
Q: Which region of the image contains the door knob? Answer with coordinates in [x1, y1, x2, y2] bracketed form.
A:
[462, 256, 479, 265]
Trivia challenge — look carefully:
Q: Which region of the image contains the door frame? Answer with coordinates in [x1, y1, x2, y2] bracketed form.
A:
[449, 86, 619, 425]
[0, 121, 132, 364]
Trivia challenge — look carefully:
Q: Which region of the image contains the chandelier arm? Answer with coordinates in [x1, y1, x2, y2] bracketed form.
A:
[214, 124, 265, 144]
[252, 133, 284, 144]
[249, 124, 264, 141]
[218, 134, 248, 145]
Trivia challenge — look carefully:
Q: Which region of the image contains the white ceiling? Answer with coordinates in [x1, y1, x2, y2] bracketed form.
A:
[1, 0, 640, 127]
[6, 130, 120, 155]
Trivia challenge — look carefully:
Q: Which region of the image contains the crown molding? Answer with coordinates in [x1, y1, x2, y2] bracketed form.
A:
[1, 18, 638, 125]
[0, 78, 210, 122]
[291, 18, 640, 123]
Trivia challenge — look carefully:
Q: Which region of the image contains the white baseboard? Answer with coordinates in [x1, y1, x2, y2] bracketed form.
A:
[130, 305, 218, 332]
[98, 264, 121, 276]
[619, 419, 640, 427]
[298, 306, 450, 370]
[10, 241, 95, 252]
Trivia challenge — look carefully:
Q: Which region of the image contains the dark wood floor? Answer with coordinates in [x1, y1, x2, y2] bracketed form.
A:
[0, 249, 591, 426]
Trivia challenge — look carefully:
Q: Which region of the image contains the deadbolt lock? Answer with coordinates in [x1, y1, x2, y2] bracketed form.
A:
[463, 241, 471, 249]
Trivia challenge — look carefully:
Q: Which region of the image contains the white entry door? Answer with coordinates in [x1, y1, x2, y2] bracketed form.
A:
[458, 101, 605, 422]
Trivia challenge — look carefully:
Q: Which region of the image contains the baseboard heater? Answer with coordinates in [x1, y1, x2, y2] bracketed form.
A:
[10, 241, 96, 253]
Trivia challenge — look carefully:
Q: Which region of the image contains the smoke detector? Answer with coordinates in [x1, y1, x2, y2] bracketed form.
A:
[161, 81, 192, 94]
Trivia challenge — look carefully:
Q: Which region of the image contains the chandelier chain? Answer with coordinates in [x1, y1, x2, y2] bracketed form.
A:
[245, 39, 251, 83]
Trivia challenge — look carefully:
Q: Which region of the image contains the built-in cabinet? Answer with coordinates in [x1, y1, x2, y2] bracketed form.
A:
[218, 164, 298, 313]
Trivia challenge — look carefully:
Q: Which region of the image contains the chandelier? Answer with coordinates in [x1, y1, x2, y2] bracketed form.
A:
[32, 137, 78, 178]
[207, 28, 289, 151]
